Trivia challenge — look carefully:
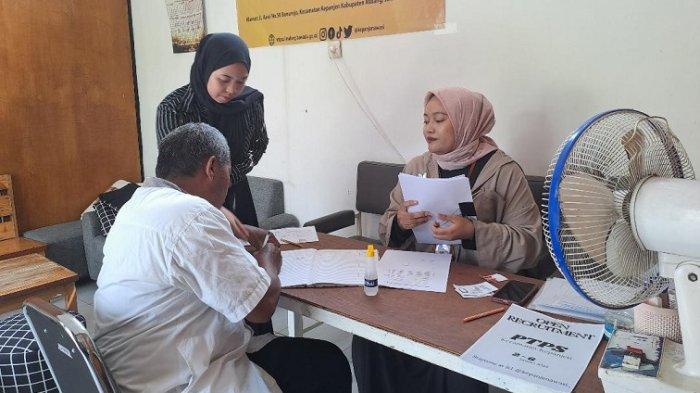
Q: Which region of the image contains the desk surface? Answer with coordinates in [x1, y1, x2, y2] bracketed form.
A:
[0, 253, 77, 298]
[0, 237, 47, 260]
[280, 233, 604, 393]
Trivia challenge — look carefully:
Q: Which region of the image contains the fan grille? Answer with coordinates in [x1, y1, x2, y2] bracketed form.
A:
[543, 110, 694, 309]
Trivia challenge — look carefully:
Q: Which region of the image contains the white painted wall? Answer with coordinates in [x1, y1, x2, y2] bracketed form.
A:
[132, 0, 700, 239]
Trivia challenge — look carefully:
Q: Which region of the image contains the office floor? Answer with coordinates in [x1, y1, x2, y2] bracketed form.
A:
[75, 281, 506, 393]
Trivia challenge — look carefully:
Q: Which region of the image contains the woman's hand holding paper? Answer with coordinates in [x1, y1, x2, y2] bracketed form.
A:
[432, 213, 475, 241]
[396, 200, 431, 230]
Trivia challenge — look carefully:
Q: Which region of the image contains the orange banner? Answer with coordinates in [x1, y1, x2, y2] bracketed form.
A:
[236, 0, 445, 48]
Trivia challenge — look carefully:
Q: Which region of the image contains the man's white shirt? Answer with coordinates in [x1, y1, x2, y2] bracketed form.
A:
[94, 178, 280, 392]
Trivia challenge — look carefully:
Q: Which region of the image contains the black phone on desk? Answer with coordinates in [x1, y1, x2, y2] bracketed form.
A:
[491, 280, 538, 305]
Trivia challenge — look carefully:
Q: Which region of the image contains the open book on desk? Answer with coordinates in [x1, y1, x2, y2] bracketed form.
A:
[279, 249, 365, 287]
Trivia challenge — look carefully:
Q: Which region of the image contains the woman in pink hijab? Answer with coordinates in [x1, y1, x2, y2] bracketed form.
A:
[354, 88, 543, 393]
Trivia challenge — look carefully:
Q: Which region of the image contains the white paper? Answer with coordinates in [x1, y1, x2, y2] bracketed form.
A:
[279, 249, 316, 286]
[271, 227, 319, 244]
[528, 277, 610, 323]
[454, 282, 498, 298]
[461, 305, 604, 393]
[377, 250, 451, 293]
[482, 273, 509, 283]
[311, 250, 366, 286]
[398, 173, 472, 245]
[279, 249, 364, 287]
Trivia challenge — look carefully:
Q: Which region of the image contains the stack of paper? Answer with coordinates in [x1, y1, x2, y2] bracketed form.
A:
[279, 249, 365, 287]
[453, 282, 497, 298]
[398, 173, 473, 245]
[377, 250, 451, 293]
[528, 277, 610, 322]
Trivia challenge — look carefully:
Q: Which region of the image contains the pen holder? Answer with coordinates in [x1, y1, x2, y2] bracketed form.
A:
[633, 302, 681, 343]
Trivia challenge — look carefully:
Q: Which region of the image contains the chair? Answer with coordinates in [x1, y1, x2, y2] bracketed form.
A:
[303, 161, 404, 243]
[22, 298, 119, 393]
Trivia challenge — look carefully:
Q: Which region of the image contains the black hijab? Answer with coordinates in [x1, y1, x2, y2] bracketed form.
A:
[190, 32, 263, 117]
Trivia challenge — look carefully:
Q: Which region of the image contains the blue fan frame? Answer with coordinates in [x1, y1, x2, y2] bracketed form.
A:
[547, 109, 648, 307]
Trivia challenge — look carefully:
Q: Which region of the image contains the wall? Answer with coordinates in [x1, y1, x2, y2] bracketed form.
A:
[131, 0, 700, 238]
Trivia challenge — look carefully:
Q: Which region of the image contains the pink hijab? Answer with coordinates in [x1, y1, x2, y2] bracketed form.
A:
[425, 87, 498, 170]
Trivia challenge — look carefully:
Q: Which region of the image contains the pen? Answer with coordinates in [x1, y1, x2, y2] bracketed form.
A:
[462, 307, 507, 323]
[259, 232, 270, 251]
[280, 238, 303, 248]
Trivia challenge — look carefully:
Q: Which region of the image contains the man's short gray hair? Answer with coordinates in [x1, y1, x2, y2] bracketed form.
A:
[156, 123, 231, 180]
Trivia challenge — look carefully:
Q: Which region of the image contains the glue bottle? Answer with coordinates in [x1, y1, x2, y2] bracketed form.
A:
[364, 244, 379, 296]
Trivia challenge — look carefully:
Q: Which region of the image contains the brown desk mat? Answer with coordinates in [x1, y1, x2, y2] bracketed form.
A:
[281, 233, 605, 393]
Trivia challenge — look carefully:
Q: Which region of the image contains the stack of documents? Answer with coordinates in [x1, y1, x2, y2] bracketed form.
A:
[528, 277, 610, 322]
[398, 173, 473, 245]
[453, 282, 497, 298]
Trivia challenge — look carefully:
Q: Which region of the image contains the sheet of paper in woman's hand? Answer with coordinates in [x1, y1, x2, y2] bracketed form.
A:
[398, 173, 472, 245]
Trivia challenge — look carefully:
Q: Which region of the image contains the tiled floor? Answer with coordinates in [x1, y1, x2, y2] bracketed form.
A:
[69, 281, 506, 393]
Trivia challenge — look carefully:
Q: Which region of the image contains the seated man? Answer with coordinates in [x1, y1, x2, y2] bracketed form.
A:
[94, 123, 351, 392]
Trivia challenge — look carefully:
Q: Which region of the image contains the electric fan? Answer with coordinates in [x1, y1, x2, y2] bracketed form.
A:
[543, 109, 700, 392]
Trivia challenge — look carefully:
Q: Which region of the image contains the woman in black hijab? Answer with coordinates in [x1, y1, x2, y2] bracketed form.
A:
[157, 33, 267, 226]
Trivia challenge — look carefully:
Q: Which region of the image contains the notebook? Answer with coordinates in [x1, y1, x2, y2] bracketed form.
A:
[279, 249, 366, 287]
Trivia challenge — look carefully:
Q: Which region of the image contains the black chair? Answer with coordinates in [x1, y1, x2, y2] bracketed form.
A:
[23, 298, 119, 393]
[303, 161, 404, 244]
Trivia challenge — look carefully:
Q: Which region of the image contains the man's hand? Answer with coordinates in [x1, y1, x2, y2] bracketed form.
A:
[396, 200, 431, 230]
[431, 214, 475, 241]
[254, 243, 282, 276]
[220, 207, 250, 240]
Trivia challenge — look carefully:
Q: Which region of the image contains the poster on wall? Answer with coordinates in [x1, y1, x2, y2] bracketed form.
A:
[236, 0, 445, 48]
[165, 0, 206, 53]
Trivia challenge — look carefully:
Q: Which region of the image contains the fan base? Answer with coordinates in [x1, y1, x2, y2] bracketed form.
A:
[599, 340, 700, 393]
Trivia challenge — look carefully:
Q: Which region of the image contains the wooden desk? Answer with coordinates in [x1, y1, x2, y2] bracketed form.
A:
[279, 233, 604, 393]
[0, 253, 78, 314]
[0, 237, 47, 260]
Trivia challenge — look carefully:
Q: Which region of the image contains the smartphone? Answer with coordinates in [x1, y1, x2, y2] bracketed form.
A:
[491, 280, 538, 305]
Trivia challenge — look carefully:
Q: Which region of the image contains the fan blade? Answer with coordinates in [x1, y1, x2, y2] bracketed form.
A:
[621, 128, 646, 182]
[559, 173, 616, 265]
[605, 219, 653, 278]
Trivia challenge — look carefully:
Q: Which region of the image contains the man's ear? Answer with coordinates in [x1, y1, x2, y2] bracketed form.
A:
[203, 156, 217, 180]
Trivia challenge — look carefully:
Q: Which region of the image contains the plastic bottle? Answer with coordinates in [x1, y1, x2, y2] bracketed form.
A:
[364, 244, 379, 296]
